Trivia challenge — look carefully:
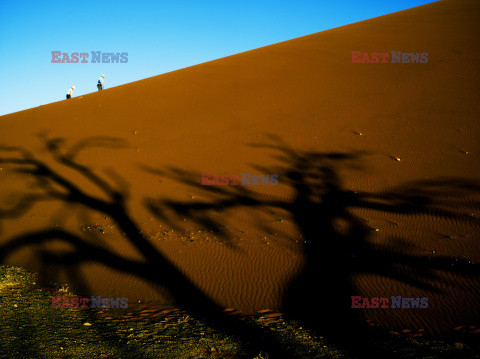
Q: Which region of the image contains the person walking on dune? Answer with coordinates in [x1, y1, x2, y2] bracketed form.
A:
[66, 86, 75, 99]
[97, 74, 105, 91]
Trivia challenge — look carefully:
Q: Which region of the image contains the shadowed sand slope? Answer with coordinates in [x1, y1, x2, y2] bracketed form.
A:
[1, 0, 480, 342]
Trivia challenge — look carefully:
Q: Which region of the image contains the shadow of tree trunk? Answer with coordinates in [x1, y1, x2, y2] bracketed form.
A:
[1, 135, 480, 358]
[144, 139, 480, 358]
[0, 137, 298, 358]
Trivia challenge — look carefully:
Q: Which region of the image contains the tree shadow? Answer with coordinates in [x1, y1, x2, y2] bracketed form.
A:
[0, 135, 309, 358]
[1, 134, 480, 357]
[145, 137, 480, 357]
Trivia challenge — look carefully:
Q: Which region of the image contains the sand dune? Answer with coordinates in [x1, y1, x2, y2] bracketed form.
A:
[1, 0, 479, 337]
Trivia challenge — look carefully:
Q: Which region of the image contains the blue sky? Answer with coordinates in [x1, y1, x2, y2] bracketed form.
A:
[0, 0, 435, 116]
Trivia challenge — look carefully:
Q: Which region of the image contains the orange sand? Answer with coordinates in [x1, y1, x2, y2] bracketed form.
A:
[1, 0, 479, 337]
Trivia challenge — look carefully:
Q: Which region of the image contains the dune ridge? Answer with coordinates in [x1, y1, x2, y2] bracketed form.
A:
[1, 0, 480, 337]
